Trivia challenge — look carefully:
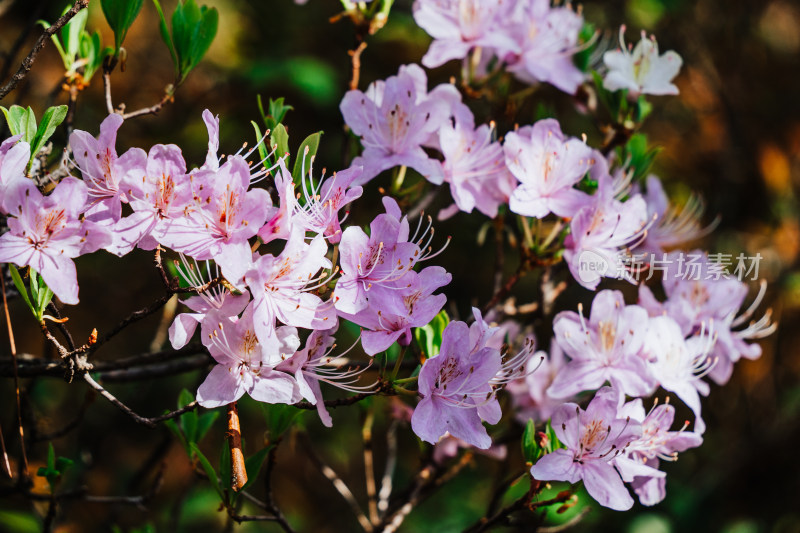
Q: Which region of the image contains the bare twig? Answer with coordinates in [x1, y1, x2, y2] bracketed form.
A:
[363, 408, 379, 526]
[2, 272, 27, 477]
[377, 419, 398, 515]
[102, 69, 114, 114]
[0, 0, 89, 101]
[348, 41, 368, 91]
[227, 402, 248, 491]
[303, 434, 373, 532]
[82, 373, 197, 428]
[121, 88, 175, 119]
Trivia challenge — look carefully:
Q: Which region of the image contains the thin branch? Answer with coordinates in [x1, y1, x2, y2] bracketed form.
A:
[363, 408, 379, 526]
[121, 88, 175, 119]
[377, 419, 398, 515]
[295, 390, 380, 410]
[0, 0, 89, 101]
[82, 373, 197, 428]
[302, 434, 373, 532]
[348, 41, 368, 91]
[2, 271, 27, 478]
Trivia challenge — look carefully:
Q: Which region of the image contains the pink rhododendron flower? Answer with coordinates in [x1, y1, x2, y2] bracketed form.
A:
[111, 144, 191, 255]
[157, 155, 270, 285]
[196, 305, 301, 408]
[412, 0, 519, 69]
[437, 119, 517, 218]
[638, 251, 775, 385]
[70, 113, 146, 224]
[505, 0, 586, 94]
[340, 64, 454, 185]
[548, 290, 656, 399]
[563, 174, 650, 290]
[0, 135, 30, 201]
[0, 177, 111, 304]
[531, 387, 641, 511]
[615, 398, 702, 506]
[245, 228, 336, 343]
[504, 119, 593, 219]
[340, 266, 451, 355]
[603, 28, 683, 97]
[411, 320, 502, 449]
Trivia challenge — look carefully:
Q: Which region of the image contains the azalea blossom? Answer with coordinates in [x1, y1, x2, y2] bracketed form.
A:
[245, 227, 336, 343]
[563, 174, 650, 290]
[548, 290, 656, 399]
[340, 266, 451, 355]
[411, 320, 503, 449]
[334, 197, 419, 314]
[638, 251, 775, 385]
[531, 387, 641, 511]
[504, 119, 593, 220]
[111, 143, 192, 256]
[437, 119, 517, 219]
[0, 135, 30, 201]
[196, 305, 301, 408]
[615, 398, 703, 506]
[505, 0, 587, 94]
[70, 113, 146, 224]
[339, 64, 454, 185]
[642, 315, 716, 433]
[412, 0, 518, 69]
[603, 28, 683, 97]
[157, 155, 270, 285]
[0, 177, 110, 304]
[168, 257, 251, 349]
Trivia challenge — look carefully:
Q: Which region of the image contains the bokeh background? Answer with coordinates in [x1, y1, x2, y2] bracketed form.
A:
[1, 0, 799, 532]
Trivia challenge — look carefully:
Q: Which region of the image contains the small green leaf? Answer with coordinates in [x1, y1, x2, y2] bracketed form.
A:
[63, 7, 88, 60]
[34, 272, 54, 317]
[414, 310, 449, 359]
[190, 443, 224, 501]
[196, 410, 219, 443]
[219, 438, 231, 491]
[261, 404, 303, 440]
[178, 389, 198, 443]
[22, 107, 37, 145]
[101, 0, 144, 53]
[241, 445, 273, 490]
[1, 105, 28, 137]
[292, 131, 322, 182]
[271, 123, 290, 167]
[30, 105, 67, 162]
[8, 266, 36, 320]
[164, 417, 191, 456]
[170, 0, 218, 84]
[521, 419, 539, 463]
[151, 0, 178, 75]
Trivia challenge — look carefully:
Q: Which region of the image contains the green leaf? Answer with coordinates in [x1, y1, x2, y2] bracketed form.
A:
[30, 105, 67, 162]
[22, 107, 37, 145]
[178, 388, 198, 443]
[261, 404, 303, 441]
[521, 419, 539, 463]
[63, 7, 88, 61]
[34, 272, 54, 317]
[251, 121, 269, 168]
[151, 0, 178, 76]
[190, 443, 224, 501]
[241, 445, 273, 490]
[413, 310, 449, 359]
[292, 131, 322, 182]
[164, 417, 191, 456]
[195, 410, 219, 443]
[1, 105, 28, 137]
[219, 438, 231, 491]
[8, 266, 36, 320]
[101, 0, 144, 53]
[270, 123, 289, 167]
[171, 0, 218, 84]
